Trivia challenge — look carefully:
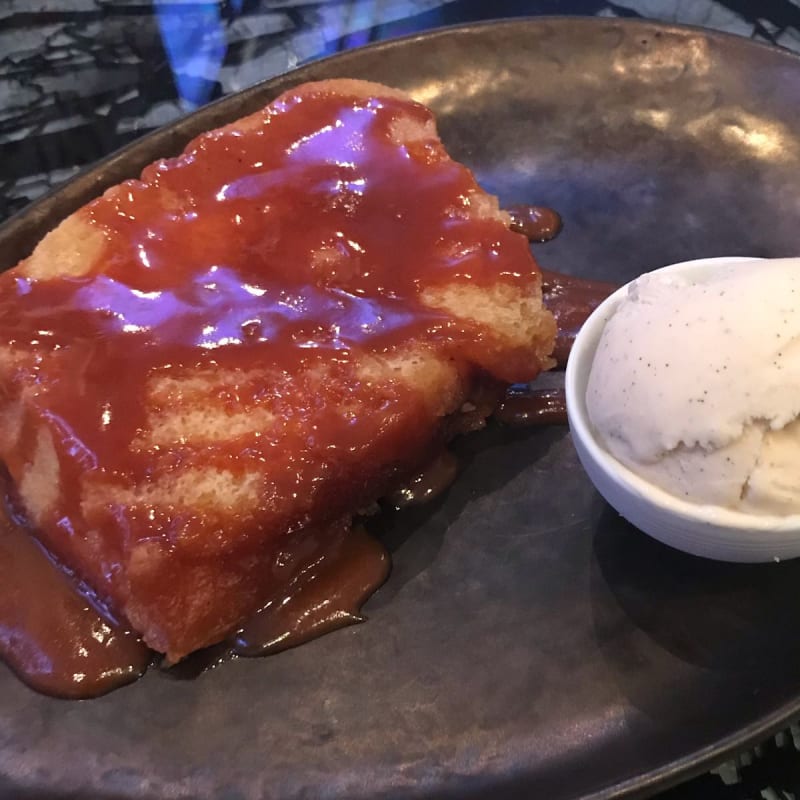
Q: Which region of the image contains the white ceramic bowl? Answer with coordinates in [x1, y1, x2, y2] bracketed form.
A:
[565, 255, 800, 563]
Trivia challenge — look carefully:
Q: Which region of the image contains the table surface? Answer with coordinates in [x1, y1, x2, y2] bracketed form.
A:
[3, 1, 800, 799]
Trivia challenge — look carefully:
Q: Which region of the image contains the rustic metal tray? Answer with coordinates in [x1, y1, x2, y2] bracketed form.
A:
[2, 18, 800, 800]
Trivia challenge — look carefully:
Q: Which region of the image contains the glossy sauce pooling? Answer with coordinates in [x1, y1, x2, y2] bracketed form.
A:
[0, 503, 387, 695]
[0, 86, 546, 664]
[388, 450, 459, 509]
[234, 524, 389, 656]
[541, 269, 617, 367]
[507, 204, 563, 242]
[0, 488, 149, 698]
[495, 386, 567, 427]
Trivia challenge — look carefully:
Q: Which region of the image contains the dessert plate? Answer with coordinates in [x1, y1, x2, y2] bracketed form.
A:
[3, 17, 800, 800]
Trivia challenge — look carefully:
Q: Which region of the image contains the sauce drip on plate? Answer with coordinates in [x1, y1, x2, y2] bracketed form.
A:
[541, 268, 617, 368]
[0, 482, 150, 698]
[235, 524, 389, 656]
[0, 498, 390, 695]
[495, 386, 568, 427]
[507, 204, 563, 242]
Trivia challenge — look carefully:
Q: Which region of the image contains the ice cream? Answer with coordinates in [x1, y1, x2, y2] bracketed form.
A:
[586, 257, 800, 516]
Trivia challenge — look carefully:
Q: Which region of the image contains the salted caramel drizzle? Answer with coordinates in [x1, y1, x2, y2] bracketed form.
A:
[0, 187, 613, 696]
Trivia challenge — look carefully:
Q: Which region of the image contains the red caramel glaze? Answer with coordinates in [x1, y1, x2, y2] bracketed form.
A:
[495, 386, 567, 427]
[507, 204, 563, 242]
[234, 523, 389, 656]
[0, 86, 548, 661]
[387, 450, 459, 509]
[541, 269, 617, 367]
[0, 488, 149, 698]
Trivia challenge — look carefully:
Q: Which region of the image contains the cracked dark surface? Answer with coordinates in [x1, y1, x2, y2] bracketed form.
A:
[3, 0, 800, 222]
[2, 2, 800, 799]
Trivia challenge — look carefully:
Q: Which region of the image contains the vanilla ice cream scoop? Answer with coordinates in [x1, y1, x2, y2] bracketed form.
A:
[586, 257, 800, 515]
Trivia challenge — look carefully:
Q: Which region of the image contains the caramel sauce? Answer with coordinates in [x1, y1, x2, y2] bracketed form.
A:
[0, 194, 615, 698]
[503, 207, 614, 420]
[0, 244, 616, 697]
[495, 386, 567, 427]
[235, 524, 389, 656]
[0, 88, 541, 511]
[0, 127, 616, 697]
[0, 489, 149, 698]
[387, 450, 459, 509]
[507, 204, 563, 242]
[541, 268, 617, 367]
[0, 499, 388, 695]
[168, 523, 389, 675]
[507, 204, 616, 367]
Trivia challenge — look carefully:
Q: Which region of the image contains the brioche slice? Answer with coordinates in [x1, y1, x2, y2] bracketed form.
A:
[0, 79, 555, 661]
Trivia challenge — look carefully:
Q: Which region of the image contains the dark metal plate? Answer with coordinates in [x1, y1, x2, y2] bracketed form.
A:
[2, 17, 800, 800]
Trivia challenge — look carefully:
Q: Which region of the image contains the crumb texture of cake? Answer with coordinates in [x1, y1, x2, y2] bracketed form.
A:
[0, 79, 555, 661]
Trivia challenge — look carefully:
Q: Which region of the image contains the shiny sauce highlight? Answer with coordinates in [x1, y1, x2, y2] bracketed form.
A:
[0, 484, 149, 698]
[235, 524, 389, 656]
[495, 386, 568, 427]
[0, 86, 550, 693]
[507, 204, 563, 242]
[0, 88, 543, 556]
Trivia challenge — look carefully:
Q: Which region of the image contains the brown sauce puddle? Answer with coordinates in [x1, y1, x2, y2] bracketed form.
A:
[495, 386, 568, 427]
[507, 204, 563, 243]
[540, 268, 618, 369]
[0, 204, 616, 698]
[234, 524, 389, 657]
[0, 479, 151, 698]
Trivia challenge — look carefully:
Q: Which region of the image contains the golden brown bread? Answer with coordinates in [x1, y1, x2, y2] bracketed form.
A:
[0, 79, 556, 661]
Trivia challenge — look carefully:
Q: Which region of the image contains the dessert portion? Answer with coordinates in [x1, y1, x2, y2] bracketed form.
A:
[586, 258, 800, 514]
[0, 79, 556, 674]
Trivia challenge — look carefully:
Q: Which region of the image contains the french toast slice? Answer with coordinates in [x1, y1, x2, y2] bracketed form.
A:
[0, 79, 556, 661]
